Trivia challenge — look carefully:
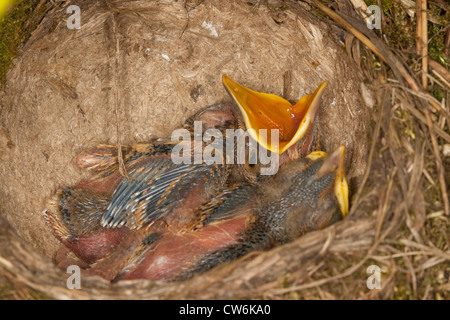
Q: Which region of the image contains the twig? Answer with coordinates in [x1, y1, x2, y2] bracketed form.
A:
[387, 83, 450, 125]
[309, 0, 421, 92]
[416, 0, 428, 89]
[424, 110, 450, 215]
[348, 88, 387, 213]
[416, 0, 422, 53]
[400, 239, 450, 259]
[371, 251, 434, 260]
[429, 58, 450, 88]
[267, 255, 370, 295]
[430, 69, 450, 90]
[375, 168, 397, 242]
[392, 88, 450, 142]
[34, 0, 47, 14]
[311, 0, 387, 63]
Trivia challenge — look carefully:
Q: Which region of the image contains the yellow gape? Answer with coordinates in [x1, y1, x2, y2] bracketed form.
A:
[333, 146, 349, 217]
[223, 75, 327, 154]
[314, 146, 349, 217]
[306, 151, 327, 160]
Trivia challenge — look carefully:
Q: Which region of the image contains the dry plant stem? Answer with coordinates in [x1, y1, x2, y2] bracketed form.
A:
[311, 0, 387, 64]
[400, 239, 450, 260]
[371, 251, 434, 260]
[375, 168, 397, 242]
[388, 84, 450, 142]
[393, 79, 448, 127]
[311, 0, 450, 132]
[430, 69, 450, 89]
[35, 0, 47, 13]
[403, 244, 418, 295]
[310, 0, 421, 92]
[317, 0, 449, 127]
[428, 58, 450, 87]
[388, 142, 410, 210]
[350, 88, 388, 213]
[424, 110, 450, 216]
[406, 137, 425, 209]
[416, 0, 422, 53]
[416, 0, 428, 89]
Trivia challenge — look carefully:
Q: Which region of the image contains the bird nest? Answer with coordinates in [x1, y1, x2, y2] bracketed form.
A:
[0, 0, 448, 299]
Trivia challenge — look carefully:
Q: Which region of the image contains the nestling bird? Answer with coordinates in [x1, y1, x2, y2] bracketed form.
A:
[43, 75, 331, 279]
[44, 103, 239, 267]
[112, 145, 349, 281]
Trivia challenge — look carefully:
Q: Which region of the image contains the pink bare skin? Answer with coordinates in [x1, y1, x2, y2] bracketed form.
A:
[118, 214, 253, 281]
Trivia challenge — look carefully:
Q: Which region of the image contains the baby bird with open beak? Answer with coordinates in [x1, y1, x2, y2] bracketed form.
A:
[115, 146, 349, 281]
[43, 75, 331, 278]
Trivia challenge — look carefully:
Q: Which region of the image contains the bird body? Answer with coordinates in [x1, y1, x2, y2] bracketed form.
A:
[45, 103, 239, 267]
[113, 146, 348, 281]
[43, 75, 343, 282]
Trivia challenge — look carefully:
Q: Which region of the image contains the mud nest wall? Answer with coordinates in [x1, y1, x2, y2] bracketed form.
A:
[0, 0, 376, 299]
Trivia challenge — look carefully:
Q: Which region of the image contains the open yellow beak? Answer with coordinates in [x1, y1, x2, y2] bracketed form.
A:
[316, 145, 349, 217]
[223, 75, 327, 154]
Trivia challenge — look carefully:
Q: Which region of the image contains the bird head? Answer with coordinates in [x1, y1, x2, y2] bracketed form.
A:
[183, 102, 238, 131]
[263, 145, 349, 243]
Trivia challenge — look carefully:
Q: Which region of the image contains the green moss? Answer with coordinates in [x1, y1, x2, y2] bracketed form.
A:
[428, 3, 450, 66]
[376, 0, 416, 50]
[0, 0, 47, 87]
[364, 0, 449, 104]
